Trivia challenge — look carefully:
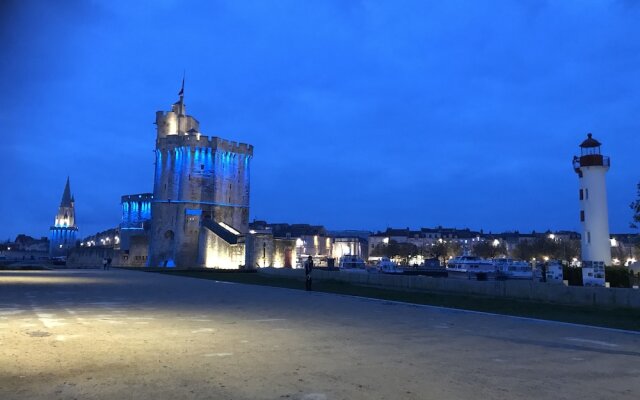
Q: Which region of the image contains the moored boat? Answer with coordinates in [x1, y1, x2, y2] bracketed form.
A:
[446, 256, 495, 279]
[339, 255, 369, 273]
[492, 258, 533, 280]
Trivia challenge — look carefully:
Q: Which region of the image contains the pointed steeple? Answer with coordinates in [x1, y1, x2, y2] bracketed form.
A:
[60, 177, 72, 207]
[50, 177, 78, 258]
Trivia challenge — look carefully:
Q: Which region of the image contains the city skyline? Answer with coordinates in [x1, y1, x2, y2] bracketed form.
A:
[2, 0, 640, 239]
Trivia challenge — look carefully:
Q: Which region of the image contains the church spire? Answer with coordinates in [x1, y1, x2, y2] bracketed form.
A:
[60, 176, 72, 207]
[50, 176, 78, 258]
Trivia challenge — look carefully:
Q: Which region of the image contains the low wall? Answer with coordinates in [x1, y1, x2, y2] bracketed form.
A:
[259, 268, 640, 309]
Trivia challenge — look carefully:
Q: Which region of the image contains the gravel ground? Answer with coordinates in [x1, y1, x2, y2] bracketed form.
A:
[1, 269, 639, 400]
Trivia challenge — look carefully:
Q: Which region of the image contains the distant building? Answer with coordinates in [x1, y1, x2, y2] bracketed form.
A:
[13, 234, 49, 252]
[248, 221, 367, 266]
[369, 226, 482, 255]
[0, 235, 49, 262]
[119, 193, 152, 266]
[49, 177, 78, 258]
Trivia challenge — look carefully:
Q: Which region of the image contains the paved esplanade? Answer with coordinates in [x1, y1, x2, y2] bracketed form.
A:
[1, 270, 639, 400]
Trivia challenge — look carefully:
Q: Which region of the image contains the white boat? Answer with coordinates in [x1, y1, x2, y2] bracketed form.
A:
[492, 258, 533, 280]
[446, 256, 495, 279]
[373, 257, 404, 274]
[339, 255, 368, 273]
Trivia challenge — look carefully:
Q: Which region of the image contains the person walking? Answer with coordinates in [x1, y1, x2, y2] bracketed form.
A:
[102, 257, 108, 270]
[304, 255, 314, 291]
[107, 257, 112, 270]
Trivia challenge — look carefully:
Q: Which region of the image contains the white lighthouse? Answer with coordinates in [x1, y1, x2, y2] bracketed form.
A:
[573, 133, 611, 286]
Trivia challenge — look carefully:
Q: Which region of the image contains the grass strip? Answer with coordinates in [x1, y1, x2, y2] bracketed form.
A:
[138, 269, 640, 332]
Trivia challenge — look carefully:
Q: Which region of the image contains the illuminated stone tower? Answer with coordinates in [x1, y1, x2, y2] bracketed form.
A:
[49, 177, 78, 258]
[148, 82, 253, 267]
[573, 133, 611, 283]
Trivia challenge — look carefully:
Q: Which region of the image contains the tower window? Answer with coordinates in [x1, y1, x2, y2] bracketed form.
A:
[580, 210, 585, 222]
[585, 188, 589, 199]
[587, 231, 591, 244]
[579, 189, 583, 200]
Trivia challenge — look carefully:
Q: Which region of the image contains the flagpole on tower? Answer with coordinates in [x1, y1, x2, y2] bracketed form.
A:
[177, 71, 185, 133]
[179, 71, 185, 101]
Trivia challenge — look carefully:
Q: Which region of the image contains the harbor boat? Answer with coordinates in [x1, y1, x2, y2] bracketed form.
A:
[493, 258, 533, 280]
[446, 256, 495, 279]
[338, 255, 369, 273]
[372, 257, 404, 274]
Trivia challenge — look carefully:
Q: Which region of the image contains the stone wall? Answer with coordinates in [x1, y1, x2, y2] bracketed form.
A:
[67, 247, 119, 268]
[120, 235, 149, 267]
[259, 268, 640, 309]
[198, 225, 245, 269]
[273, 238, 296, 269]
[245, 235, 296, 269]
[0, 250, 49, 262]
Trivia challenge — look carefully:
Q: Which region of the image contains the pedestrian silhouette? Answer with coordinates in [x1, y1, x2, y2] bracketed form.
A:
[305, 255, 314, 291]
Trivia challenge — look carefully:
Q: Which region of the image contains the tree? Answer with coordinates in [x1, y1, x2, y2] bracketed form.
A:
[428, 242, 448, 263]
[427, 241, 462, 264]
[371, 240, 418, 265]
[631, 182, 640, 229]
[473, 241, 507, 259]
[512, 237, 579, 262]
[630, 182, 640, 256]
[371, 243, 391, 258]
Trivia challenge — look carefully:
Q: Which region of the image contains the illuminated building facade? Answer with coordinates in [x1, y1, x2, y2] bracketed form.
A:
[69, 84, 296, 269]
[49, 177, 78, 258]
[120, 193, 152, 252]
[148, 85, 253, 268]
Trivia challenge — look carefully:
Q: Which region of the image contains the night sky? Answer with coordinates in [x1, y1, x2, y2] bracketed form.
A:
[2, 0, 639, 241]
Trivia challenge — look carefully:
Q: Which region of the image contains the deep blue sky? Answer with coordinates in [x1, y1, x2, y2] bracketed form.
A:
[2, 0, 639, 240]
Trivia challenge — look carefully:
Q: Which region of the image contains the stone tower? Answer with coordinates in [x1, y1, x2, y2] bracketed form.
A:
[573, 133, 611, 285]
[148, 82, 253, 267]
[49, 177, 78, 258]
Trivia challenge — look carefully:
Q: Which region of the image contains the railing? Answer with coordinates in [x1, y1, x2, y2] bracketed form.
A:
[574, 155, 610, 169]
